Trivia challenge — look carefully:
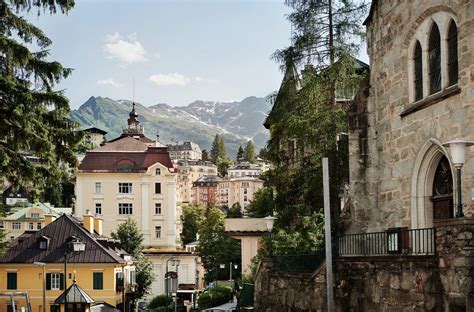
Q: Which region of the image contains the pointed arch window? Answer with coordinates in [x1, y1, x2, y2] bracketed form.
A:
[429, 23, 441, 94]
[447, 20, 458, 86]
[414, 41, 423, 101]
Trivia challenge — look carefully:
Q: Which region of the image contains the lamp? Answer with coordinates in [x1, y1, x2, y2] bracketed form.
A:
[33, 262, 46, 312]
[64, 236, 85, 312]
[165, 257, 180, 312]
[443, 139, 474, 218]
[219, 264, 225, 269]
[263, 216, 277, 257]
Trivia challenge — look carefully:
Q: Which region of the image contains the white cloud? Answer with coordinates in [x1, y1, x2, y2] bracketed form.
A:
[103, 32, 147, 64]
[149, 73, 190, 87]
[97, 78, 122, 87]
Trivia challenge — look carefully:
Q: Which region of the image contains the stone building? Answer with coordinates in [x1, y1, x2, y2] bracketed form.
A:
[255, 1, 474, 311]
[346, 0, 473, 232]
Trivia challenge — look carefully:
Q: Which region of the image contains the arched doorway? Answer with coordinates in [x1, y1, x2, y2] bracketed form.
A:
[411, 139, 455, 229]
[431, 155, 454, 219]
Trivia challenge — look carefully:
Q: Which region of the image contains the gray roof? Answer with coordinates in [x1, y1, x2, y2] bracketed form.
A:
[167, 141, 201, 152]
[228, 162, 261, 170]
[4, 203, 72, 221]
[55, 281, 95, 304]
[0, 214, 127, 264]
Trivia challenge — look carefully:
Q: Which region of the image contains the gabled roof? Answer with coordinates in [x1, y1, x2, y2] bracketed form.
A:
[4, 203, 72, 221]
[0, 214, 126, 264]
[81, 127, 107, 135]
[91, 136, 149, 152]
[55, 281, 95, 304]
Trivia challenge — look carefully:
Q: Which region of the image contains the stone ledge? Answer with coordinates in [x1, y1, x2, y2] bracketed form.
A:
[335, 255, 437, 263]
[400, 85, 461, 117]
[433, 217, 474, 227]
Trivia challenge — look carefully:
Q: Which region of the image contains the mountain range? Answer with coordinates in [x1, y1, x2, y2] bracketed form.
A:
[69, 96, 272, 157]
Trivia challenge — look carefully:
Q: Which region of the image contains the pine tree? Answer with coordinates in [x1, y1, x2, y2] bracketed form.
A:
[0, 0, 82, 196]
[201, 149, 210, 161]
[244, 140, 256, 163]
[236, 146, 245, 162]
[218, 135, 227, 160]
[210, 134, 221, 164]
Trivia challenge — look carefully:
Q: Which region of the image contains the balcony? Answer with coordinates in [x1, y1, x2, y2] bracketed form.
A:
[336, 227, 436, 257]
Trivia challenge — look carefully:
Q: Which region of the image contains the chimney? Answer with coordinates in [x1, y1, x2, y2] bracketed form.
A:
[83, 210, 94, 234]
[94, 216, 103, 236]
[44, 214, 56, 226]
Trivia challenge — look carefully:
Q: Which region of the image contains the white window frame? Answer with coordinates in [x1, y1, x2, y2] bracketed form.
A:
[118, 183, 132, 194]
[12, 222, 21, 230]
[155, 203, 162, 215]
[51, 273, 61, 290]
[28, 223, 34, 230]
[118, 203, 133, 215]
[31, 213, 40, 220]
[95, 182, 102, 194]
[95, 203, 102, 215]
[155, 226, 162, 239]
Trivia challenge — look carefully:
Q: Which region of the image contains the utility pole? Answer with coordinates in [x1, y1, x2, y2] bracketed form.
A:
[323, 158, 334, 311]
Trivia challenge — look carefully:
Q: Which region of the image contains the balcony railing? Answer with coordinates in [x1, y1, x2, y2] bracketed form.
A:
[336, 227, 436, 257]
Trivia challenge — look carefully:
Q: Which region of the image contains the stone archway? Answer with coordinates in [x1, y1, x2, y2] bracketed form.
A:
[411, 138, 454, 229]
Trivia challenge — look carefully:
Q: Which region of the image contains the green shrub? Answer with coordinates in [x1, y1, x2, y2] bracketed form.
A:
[147, 295, 173, 309]
[197, 286, 232, 309]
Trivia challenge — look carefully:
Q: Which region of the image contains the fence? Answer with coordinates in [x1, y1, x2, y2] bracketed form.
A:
[273, 250, 325, 273]
[336, 227, 436, 257]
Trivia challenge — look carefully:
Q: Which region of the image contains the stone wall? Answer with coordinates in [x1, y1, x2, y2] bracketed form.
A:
[254, 260, 327, 312]
[348, 0, 474, 232]
[254, 221, 474, 311]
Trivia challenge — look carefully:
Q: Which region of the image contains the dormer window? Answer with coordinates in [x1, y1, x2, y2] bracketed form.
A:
[38, 236, 50, 250]
[116, 159, 135, 173]
[155, 168, 161, 175]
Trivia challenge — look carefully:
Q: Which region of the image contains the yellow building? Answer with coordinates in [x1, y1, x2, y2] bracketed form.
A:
[1, 203, 71, 240]
[74, 104, 201, 299]
[0, 214, 135, 312]
[75, 105, 181, 247]
[176, 160, 217, 204]
[218, 177, 264, 212]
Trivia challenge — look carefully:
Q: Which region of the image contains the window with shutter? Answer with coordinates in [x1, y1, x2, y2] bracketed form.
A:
[46, 273, 51, 290]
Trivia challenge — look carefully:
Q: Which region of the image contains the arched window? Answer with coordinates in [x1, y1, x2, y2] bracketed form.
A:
[447, 20, 458, 86]
[429, 23, 441, 94]
[432, 156, 453, 219]
[414, 41, 423, 101]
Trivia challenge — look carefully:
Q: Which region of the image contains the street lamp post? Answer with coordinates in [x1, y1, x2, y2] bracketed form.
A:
[33, 262, 46, 312]
[443, 139, 474, 218]
[263, 216, 276, 257]
[165, 257, 180, 312]
[64, 237, 86, 312]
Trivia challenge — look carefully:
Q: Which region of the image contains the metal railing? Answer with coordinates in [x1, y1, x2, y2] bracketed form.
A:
[273, 250, 325, 273]
[336, 227, 436, 257]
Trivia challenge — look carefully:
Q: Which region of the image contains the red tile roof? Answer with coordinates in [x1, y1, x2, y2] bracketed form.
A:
[80, 137, 174, 172]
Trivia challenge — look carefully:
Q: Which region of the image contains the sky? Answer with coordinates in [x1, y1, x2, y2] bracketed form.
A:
[24, 0, 369, 109]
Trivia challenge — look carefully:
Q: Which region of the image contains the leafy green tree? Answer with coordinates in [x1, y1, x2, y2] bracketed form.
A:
[196, 206, 241, 284]
[263, 0, 368, 254]
[135, 253, 155, 299]
[244, 140, 256, 163]
[227, 202, 243, 218]
[245, 187, 274, 218]
[0, 0, 82, 197]
[111, 218, 144, 256]
[201, 149, 210, 161]
[236, 146, 245, 162]
[181, 204, 205, 245]
[112, 218, 154, 298]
